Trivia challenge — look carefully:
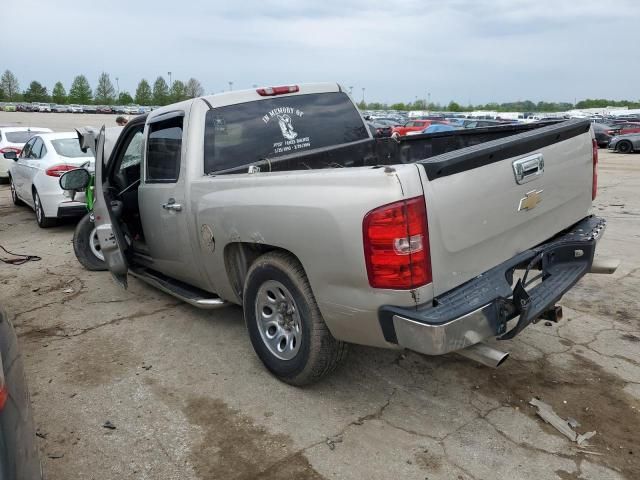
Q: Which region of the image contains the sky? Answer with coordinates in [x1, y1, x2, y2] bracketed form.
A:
[4, 0, 640, 105]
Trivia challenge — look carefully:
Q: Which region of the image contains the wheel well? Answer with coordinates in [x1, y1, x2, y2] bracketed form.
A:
[224, 242, 299, 301]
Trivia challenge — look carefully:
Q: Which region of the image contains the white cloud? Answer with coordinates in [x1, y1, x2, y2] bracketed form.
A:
[4, 0, 639, 104]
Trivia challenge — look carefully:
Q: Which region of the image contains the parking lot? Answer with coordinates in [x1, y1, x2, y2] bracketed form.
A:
[0, 111, 639, 480]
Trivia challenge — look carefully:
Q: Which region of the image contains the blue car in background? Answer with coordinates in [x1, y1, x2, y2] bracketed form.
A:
[421, 124, 458, 134]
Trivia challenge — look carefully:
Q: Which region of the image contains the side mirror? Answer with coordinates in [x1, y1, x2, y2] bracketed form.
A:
[3, 151, 17, 160]
[59, 168, 91, 191]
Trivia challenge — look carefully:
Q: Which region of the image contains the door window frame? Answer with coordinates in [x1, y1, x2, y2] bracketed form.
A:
[145, 111, 185, 184]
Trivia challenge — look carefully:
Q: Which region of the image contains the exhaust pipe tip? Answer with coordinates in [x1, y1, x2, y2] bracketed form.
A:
[457, 343, 510, 368]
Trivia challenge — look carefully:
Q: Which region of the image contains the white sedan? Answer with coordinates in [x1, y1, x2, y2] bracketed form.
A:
[6, 132, 93, 227]
[0, 127, 53, 180]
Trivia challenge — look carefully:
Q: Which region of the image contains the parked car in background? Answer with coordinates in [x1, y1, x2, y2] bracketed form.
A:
[608, 133, 640, 154]
[607, 122, 640, 136]
[123, 105, 143, 115]
[83, 105, 97, 114]
[6, 132, 92, 227]
[51, 104, 69, 113]
[30, 103, 51, 113]
[463, 119, 508, 128]
[0, 307, 43, 479]
[16, 104, 32, 112]
[391, 119, 438, 137]
[112, 105, 127, 114]
[1, 103, 17, 112]
[0, 127, 53, 180]
[407, 124, 459, 136]
[367, 121, 393, 137]
[592, 123, 614, 147]
[69, 104, 84, 113]
[373, 118, 401, 128]
[96, 105, 113, 114]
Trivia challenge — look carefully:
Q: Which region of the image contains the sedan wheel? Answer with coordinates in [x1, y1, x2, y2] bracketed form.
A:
[9, 177, 24, 206]
[33, 190, 56, 228]
[617, 140, 633, 154]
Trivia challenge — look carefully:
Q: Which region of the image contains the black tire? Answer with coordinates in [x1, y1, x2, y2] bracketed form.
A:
[243, 251, 348, 386]
[73, 213, 107, 271]
[617, 140, 633, 154]
[9, 176, 24, 206]
[32, 190, 56, 228]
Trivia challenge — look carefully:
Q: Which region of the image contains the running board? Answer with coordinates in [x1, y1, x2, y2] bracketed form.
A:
[130, 268, 229, 309]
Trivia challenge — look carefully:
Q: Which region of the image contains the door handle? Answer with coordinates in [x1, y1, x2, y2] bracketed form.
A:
[512, 153, 544, 185]
[162, 198, 182, 212]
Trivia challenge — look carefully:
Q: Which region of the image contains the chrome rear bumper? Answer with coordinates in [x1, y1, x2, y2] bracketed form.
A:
[381, 216, 608, 356]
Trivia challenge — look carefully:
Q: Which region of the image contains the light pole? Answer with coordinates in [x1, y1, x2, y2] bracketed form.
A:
[168, 71, 172, 89]
[361, 87, 365, 105]
[229, 81, 233, 91]
[427, 92, 431, 111]
[115, 77, 120, 98]
[349, 86, 353, 96]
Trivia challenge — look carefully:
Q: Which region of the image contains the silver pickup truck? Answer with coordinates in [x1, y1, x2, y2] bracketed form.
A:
[62, 83, 614, 385]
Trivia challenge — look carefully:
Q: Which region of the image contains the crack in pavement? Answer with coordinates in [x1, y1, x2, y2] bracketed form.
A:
[18, 303, 180, 342]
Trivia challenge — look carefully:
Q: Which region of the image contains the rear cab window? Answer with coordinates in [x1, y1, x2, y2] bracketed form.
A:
[204, 92, 368, 174]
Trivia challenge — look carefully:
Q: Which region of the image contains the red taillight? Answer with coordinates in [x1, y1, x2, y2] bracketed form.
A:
[363, 196, 432, 289]
[592, 138, 598, 200]
[256, 85, 299, 96]
[45, 164, 76, 177]
[0, 147, 21, 154]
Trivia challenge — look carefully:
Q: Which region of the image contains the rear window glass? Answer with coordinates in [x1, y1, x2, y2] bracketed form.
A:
[51, 138, 87, 158]
[5, 131, 46, 143]
[204, 92, 368, 174]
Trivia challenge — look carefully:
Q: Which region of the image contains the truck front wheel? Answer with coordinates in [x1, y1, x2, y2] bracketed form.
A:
[73, 213, 107, 271]
[243, 251, 348, 385]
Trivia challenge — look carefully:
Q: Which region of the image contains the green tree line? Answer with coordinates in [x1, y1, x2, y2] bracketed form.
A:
[0, 69, 205, 106]
[2, 69, 639, 111]
[361, 98, 640, 112]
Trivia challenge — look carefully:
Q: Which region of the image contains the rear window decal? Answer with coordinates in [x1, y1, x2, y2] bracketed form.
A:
[263, 106, 311, 154]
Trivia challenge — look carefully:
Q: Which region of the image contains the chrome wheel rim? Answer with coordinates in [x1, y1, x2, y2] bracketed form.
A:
[255, 280, 302, 361]
[34, 193, 42, 222]
[89, 226, 104, 261]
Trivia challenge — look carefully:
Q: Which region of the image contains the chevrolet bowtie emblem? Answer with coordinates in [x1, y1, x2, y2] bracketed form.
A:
[518, 189, 543, 211]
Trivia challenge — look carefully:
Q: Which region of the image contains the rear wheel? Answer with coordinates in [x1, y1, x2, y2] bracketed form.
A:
[32, 190, 56, 228]
[617, 140, 633, 153]
[243, 251, 348, 385]
[9, 176, 24, 206]
[73, 213, 107, 271]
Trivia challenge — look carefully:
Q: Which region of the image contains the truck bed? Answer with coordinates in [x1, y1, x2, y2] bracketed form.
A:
[209, 119, 588, 175]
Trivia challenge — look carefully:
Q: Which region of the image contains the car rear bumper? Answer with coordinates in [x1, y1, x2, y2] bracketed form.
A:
[38, 186, 86, 218]
[57, 204, 87, 218]
[379, 216, 606, 355]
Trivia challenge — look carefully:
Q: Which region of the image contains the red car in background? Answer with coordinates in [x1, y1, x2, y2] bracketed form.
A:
[391, 119, 444, 137]
[607, 122, 640, 136]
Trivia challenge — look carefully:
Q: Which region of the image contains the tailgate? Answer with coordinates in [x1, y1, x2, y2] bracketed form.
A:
[419, 119, 594, 296]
